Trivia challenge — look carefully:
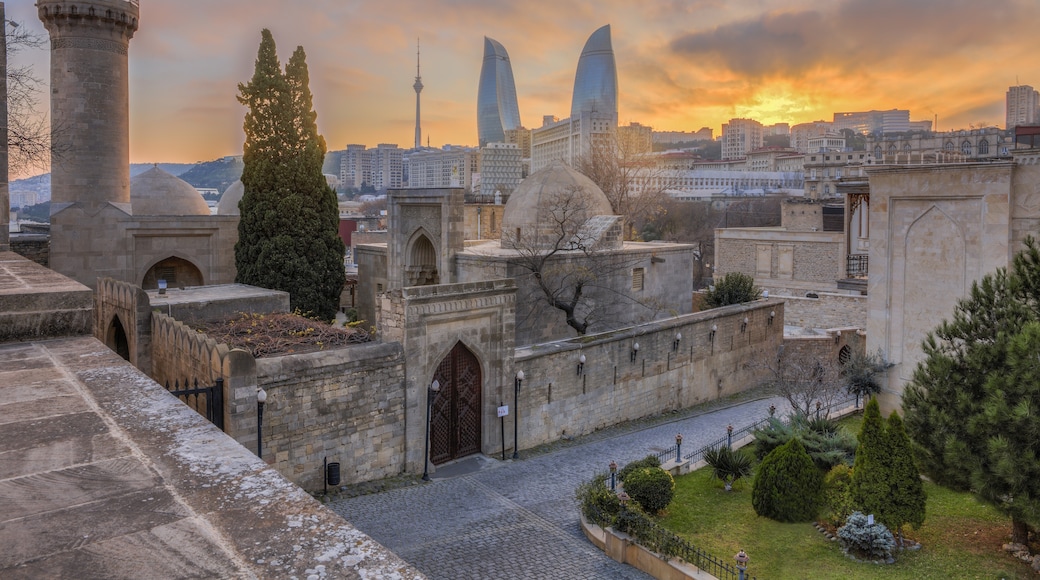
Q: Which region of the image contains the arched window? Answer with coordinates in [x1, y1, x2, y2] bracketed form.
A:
[406, 233, 439, 286]
[874, 145, 882, 158]
[944, 141, 955, 152]
[142, 257, 203, 290]
[961, 141, 972, 156]
[979, 139, 990, 154]
[903, 143, 911, 153]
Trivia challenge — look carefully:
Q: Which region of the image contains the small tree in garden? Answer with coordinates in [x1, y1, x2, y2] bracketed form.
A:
[702, 272, 761, 308]
[850, 398, 891, 523]
[823, 464, 856, 526]
[623, 466, 675, 514]
[752, 438, 823, 522]
[885, 412, 926, 543]
[704, 445, 753, 491]
[838, 511, 896, 562]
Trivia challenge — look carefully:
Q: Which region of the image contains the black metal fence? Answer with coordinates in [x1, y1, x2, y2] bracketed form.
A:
[846, 254, 868, 278]
[655, 394, 861, 465]
[165, 377, 225, 431]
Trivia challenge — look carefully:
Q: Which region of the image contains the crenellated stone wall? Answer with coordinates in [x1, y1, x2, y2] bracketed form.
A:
[94, 277, 151, 371]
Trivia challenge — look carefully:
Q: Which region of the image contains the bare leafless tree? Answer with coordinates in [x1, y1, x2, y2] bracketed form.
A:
[757, 344, 843, 417]
[501, 185, 658, 336]
[5, 19, 56, 177]
[574, 128, 671, 241]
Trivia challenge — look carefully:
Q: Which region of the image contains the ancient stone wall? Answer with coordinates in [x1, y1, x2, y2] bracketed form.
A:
[255, 342, 407, 490]
[94, 277, 151, 371]
[10, 235, 49, 266]
[511, 300, 784, 448]
[767, 290, 867, 331]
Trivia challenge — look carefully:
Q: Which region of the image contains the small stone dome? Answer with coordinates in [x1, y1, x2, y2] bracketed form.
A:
[130, 166, 210, 216]
[217, 180, 244, 215]
[500, 161, 613, 249]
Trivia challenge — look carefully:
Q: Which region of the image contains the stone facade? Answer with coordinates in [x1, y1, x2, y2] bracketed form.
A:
[9, 235, 48, 266]
[770, 291, 867, 332]
[715, 228, 844, 290]
[866, 159, 1027, 411]
[94, 277, 151, 370]
[256, 342, 407, 489]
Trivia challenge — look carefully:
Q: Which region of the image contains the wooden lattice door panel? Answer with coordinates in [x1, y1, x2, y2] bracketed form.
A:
[429, 342, 482, 465]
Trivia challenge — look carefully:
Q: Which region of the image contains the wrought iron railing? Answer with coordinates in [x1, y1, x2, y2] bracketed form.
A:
[846, 254, 868, 278]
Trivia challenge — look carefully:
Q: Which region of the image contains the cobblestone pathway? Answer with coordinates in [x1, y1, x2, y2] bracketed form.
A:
[330, 393, 791, 580]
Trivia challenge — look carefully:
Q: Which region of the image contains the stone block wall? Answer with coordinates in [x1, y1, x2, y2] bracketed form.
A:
[94, 277, 152, 372]
[715, 228, 844, 289]
[10, 235, 49, 266]
[255, 342, 407, 490]
[767, 290, 867, 331]
[512, 300, 784, 448]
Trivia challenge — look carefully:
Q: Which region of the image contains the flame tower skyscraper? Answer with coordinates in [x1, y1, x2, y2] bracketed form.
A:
[476, 37, 522, 147]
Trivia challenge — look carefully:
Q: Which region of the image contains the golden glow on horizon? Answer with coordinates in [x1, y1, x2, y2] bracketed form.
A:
[6, 0, 1040, 177]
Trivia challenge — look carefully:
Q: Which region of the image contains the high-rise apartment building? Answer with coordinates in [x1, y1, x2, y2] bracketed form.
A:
[1006, 85, 1039, 130]
[571, 24, 617, 121]
[407, 147, 479, 191]
[721, 118, 763, 160]
[477, 37, 522, 147]
[790, 121, 833, 153]
[338, 144, 402, 192]
[479, 143, 522, 198]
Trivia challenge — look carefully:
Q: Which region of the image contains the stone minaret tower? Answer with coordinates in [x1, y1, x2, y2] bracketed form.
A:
[413, 38, 423, 150]
[38, 0, 139, 287]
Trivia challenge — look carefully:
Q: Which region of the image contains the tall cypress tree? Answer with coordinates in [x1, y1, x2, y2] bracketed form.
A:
[851, 397, 890, 522]
[885, 411, 926, 542]
[235, 30, 345, 320]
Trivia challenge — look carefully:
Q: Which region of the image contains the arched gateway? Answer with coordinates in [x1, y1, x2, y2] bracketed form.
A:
[430, 342, 482, 464]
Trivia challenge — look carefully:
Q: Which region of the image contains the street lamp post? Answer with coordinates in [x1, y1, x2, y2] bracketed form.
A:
[512, 370, 524, 459]
[609, 460, 618, 491]
[422, 379, 441, 481]
[675, 433, 683, 463]
[735, 549, 749, 580]
[256, 387, 267, 458]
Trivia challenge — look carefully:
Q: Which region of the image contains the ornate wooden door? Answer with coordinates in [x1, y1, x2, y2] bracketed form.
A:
[430, 342, 482, 465]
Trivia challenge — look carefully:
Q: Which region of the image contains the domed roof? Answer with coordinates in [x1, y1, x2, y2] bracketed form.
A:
[500, 160, 613, 249]
[217, 180, 244, 215]
[130, 166, 210, 216]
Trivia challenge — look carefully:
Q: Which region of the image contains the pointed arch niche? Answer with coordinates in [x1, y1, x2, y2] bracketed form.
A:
[405, 230, 439, 286]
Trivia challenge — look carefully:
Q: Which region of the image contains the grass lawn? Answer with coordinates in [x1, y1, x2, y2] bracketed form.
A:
[657, 415, 1036, 579]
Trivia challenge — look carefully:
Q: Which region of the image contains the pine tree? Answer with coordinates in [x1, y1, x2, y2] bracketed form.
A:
[903, 237, 1040, 544]
[235, 30, 345, 320]
[885, 411, 926, 542]
[850, 398, 890, 522]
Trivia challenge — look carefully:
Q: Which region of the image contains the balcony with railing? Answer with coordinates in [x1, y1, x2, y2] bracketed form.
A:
[837, 253, 868, 293]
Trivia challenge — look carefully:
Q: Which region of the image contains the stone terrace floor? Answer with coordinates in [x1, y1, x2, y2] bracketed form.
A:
[331, 389, 792, 580]
[0, 335, 422, 579]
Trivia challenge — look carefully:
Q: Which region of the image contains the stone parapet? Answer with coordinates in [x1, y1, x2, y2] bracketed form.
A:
[0, 252, 92, 341]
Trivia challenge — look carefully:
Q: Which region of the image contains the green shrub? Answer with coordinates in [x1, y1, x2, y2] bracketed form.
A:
[823, 464, 856, 526]
[753, 415, 856, 470]
[617, 454, 661, 484]
[837, 511, 896, 561]
[624, 467, 675, 514]
[703, 272, 761, 308]
[752, 438, 823, 522]
[704, 445, 753, 491]
[575, 475, 621, 526]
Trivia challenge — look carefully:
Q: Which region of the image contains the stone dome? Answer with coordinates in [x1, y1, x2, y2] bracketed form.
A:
[217, 180, 244, 215]
[130, 166, 210, 216]
[500, 160, 614, 249]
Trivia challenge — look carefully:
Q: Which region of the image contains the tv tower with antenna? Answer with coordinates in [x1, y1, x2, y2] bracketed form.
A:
[413, 38, 423, 150]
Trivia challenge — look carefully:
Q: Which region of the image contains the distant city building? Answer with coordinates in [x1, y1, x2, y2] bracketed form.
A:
[531, 25, 619, 173]
[10, 191, 39, 209]
[570, 24, 617, 121]
[866, 127, 1011, 163]
[479, 143, 522, 198]
[765, 123, 790, 136]
[803, 149, 872, 199]
[833, 109, 910, 135]
[721, 118, 764, 160]
[1006, 85, 1039, 130]
[653, 128, 713, 144]
[477, 37, 523, 147]
[806, 133, 846, 153]
[617, 122, 653, 155]
[907, 120, 933, 132]
[503, 127, 531, 176]
[338, 144, 403, 192]
[790, 121, 833, 153]
[407, 147, 479, 191]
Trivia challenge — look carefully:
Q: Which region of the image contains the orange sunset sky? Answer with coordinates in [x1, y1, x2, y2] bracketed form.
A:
[7, 0, 1040, 178]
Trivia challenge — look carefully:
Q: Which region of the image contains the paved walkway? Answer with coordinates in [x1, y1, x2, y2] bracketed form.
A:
[330, 393, 792, 580]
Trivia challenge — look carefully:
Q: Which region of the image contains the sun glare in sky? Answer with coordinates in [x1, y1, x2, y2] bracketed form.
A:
[6, 0, 1040, 176]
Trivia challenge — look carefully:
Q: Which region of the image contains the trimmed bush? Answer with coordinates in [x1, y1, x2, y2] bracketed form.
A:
[752, 438, 823, 522]
[823, 463, 856, 526]
[703, 272, 761, 308]
[704, 445, 753, 491]
[575, 475, 621, 526]
[617, 454, 661, 484]
[624, 466, 675, 514]
[851, 398, 891, 522]
[838, 511, 896, 561]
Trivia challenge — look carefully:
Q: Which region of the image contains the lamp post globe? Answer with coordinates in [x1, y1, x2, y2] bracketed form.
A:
[422, 379, 440, 481]
[512, 370, 524, 459]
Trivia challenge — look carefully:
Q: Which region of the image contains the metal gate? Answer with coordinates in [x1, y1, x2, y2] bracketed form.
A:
[430, 343, 482, 465]
[166, 378, 225, 431]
